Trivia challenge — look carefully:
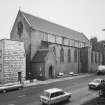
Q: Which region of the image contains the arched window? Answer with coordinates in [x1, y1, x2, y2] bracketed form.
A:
[17, 21, 23, 37]
[95, 53, 97, 64]
[74, 49, 77, 62]
[98, 53, 100, 64]
[60, 47, 64, 62]
[53, 46, 56, 56]
[68, 49, 71, 62]
[91, 52, 93, 63]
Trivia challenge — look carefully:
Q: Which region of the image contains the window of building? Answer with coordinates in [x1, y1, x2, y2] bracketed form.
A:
[91, 52, 93, 63]
[68, 49, 71, 62]
[17, 21, 23, 37]
[95, 53, 97, 64]
[74, 41, 79, 48]
[80, 42, 85, 48]
[74, 49, 78, 62]
[98, 53, 100, 64]
[0, 50, 2, 58]
[69, 39, 74, 47]
[60, 47, 64, 62]
[64, 38, 69, 46]
[103, 43, 105, 48]
[78, 42, 81, 48]
[84, 43, 88, 47]
[43, 33, 48, 41]
[48, 34, 55, 43]
[0, 64, 2, 72]
[53, 46, 56, 56]
[56, 36, 62, 44]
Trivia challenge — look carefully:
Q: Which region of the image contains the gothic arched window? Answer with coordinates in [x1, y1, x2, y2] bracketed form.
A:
[91, 52, 93, 63]
[95, 53, 97, 64]
[74, 49, 78, 62]
[98, 53, 100, 64]
[17, 21, 23, 37]
[60, 47, 64, 62]
[53, 46, 56, 56]
[68, 49, 71, 62]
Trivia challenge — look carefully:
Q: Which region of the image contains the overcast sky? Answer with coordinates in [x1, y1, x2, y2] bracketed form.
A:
[0, 0, 105, 41]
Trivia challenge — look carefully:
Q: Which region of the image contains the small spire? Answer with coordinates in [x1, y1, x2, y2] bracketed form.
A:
[18, 0, 22, 11]
[19, 5, 21, 11]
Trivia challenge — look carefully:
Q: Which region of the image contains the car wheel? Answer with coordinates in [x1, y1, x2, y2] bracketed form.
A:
[67, 96, 71, 102]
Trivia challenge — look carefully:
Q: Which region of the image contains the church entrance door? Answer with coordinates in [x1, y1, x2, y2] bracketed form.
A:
[49, 65, 53, 78]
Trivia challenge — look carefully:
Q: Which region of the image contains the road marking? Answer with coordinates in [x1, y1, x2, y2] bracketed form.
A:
[18, 94, 26, 98]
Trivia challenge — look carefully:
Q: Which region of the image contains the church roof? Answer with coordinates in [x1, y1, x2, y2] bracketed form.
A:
[21, 11, 89, 43]
[32, 49, 49, 62]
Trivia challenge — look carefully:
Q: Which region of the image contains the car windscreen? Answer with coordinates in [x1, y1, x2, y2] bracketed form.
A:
[44, 92, 50, 98]
[93, 79, 101, 83]
[50, 91, 64, 98]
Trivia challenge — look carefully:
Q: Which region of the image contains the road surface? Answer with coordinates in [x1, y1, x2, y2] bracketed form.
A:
[0, 75, 104, 105]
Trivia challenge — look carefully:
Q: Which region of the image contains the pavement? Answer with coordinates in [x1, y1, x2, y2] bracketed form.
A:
[23, 73, 94, 88]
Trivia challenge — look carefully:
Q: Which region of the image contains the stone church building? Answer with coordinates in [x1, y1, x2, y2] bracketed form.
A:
[10, 10, 102, 80]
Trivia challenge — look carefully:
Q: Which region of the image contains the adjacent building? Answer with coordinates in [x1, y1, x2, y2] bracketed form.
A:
[90, 37, 104, 65]
[0, 39, 26, 84]
[10, 10, 100, 80]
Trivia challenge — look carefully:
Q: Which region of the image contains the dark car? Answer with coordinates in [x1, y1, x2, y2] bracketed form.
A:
[0, 82, 23, 93]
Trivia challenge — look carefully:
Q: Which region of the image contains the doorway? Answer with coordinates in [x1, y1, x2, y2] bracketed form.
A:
[80, 47, 88, 73]
[49, 65, 53, 78]
[18, 72, 22, 83]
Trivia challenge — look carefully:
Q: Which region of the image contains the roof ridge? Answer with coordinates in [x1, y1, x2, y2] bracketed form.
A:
[20, 10, 31, 27]
[19, 10, 89, 43]
[20, 10, 81, 34]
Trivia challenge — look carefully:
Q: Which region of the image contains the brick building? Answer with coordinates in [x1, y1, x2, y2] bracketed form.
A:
[0, 39, 25, 84]
[90, 37, 105, 65]
[10, 10, 100, 80]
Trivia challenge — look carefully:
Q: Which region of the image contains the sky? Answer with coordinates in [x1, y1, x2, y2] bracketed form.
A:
[0, 0, 105, 41]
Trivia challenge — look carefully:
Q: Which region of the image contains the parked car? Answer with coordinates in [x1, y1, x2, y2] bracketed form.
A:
[40, 88, 72, 105]
[88, 78, 104, 90]
[0, 82, 23, 93]
[97, 65, 105, 75]
[69, 72, 74, 76]
[57, 72, 64, 78]
[69, 72, 79, 76]
[58, 72, 64, 76]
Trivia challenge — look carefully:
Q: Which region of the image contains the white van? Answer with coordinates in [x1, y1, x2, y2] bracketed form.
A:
[97, 65, 105, 75]
[40, 88, 72, 105]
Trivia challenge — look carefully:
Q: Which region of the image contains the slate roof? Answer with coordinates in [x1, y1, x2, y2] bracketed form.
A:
[21, 11, 89, 43]
[32, 49, 49, 62]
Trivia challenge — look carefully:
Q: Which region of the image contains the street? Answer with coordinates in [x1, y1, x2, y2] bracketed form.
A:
[0, 75, 104, 105]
